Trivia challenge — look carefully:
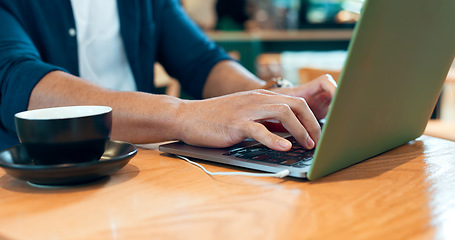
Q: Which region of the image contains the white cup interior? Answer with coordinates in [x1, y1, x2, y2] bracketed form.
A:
[15, 106, 112, 120]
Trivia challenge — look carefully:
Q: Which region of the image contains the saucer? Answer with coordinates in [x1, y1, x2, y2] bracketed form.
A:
[0, 140, 137, 186]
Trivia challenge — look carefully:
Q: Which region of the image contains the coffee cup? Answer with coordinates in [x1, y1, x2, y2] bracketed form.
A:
[14, 106, 112, 165]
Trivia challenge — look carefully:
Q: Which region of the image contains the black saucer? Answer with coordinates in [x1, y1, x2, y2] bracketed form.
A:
[0, 140, 137, 186]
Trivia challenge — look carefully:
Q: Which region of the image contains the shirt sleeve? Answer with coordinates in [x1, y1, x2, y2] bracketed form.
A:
[0, 6, 66, 137]
[155, 0, 232, 99]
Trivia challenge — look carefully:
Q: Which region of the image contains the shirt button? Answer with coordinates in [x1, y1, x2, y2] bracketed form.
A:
[68, 28, 76, 37]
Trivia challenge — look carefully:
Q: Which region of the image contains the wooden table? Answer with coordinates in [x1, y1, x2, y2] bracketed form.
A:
[0, 135, 454, 240]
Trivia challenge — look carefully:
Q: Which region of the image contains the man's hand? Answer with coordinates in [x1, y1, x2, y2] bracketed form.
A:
[272, 74, 337, 120]
[174, 89, 320, 152]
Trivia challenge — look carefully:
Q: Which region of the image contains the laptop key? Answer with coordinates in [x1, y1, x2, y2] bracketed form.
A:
[251, 154, 272, 161]
[283, 152, 301, 157]
[236, 150, 268, 159]
[301, 156, 313, 162]
[292, 161, 310, 168]
[223, 148, 247, 156]
[260, 156, 284, 164]
[292, 149, 310, 154]
[279, 159, 301, 166]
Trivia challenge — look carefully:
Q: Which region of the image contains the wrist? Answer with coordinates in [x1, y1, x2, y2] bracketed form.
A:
[261, 77, 294, 90]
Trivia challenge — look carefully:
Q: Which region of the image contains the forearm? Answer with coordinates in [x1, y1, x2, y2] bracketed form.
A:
[202, 60, 266, 98]
[29, 71, 183, 144]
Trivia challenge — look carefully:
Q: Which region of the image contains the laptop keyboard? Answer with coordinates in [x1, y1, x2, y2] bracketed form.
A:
[223, 136, 314, 168]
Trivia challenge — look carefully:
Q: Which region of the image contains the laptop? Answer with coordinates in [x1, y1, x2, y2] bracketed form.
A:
[160, 0, 455, 180]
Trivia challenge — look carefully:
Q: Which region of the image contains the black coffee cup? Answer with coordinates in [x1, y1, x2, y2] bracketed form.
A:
[14, 106, 112, 165]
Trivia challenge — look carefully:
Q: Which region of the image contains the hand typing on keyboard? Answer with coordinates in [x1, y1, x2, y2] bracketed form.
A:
[223, 136, 314, 168]
[175, 75, 336, 152]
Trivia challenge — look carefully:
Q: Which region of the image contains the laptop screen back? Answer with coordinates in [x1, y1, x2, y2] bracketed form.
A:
[308, 0, 455, 179]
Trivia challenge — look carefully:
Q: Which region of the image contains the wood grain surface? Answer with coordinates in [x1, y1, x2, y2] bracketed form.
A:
[0, 135, 454, 240]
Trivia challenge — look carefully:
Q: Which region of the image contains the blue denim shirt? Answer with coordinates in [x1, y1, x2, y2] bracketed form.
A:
[0, 0, 230, 150]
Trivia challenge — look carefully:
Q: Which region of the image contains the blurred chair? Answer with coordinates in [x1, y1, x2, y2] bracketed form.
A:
[256, 53, 343, 83]
[424, 120, 455, 141]
[154, 63, 180, 97]
[153, 50, 239, 98]
[439, 65, 455, 120]
[424, 64, 455, 141]
[298, 67, 341, 84]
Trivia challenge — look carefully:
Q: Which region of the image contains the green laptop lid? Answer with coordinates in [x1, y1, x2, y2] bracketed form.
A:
[308, 0, 455, 180]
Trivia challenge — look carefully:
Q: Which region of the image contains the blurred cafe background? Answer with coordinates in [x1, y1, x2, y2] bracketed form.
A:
[188, 0, 360, 82]
[158, 0, 361, 97]
[155, 0, 455, 140]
